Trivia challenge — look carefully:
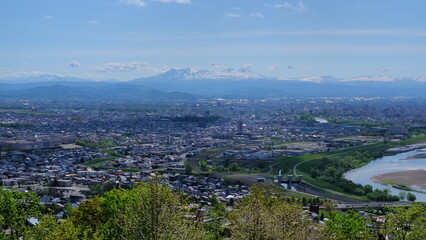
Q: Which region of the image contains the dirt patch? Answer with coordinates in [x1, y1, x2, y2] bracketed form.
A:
[402, 153, 426, 160]
[371, 170, 426, 189]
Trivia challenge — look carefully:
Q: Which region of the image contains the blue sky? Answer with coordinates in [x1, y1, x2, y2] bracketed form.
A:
[1, 0, 426, 81]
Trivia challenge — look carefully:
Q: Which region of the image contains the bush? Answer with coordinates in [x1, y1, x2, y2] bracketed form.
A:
[407, 192, 416, 202]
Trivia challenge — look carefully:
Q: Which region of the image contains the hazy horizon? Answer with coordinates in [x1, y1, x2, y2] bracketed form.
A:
[1, 0, 426, 82]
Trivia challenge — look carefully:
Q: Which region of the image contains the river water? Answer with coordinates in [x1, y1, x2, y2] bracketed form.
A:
[344, 149, 426, 202]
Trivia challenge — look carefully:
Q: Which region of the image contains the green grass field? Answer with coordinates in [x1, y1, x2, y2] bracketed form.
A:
[0, 109, 55, 115]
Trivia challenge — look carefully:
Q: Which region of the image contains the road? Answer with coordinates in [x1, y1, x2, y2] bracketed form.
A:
[333, 201, 412, 209]
[293, 183, 363, 203]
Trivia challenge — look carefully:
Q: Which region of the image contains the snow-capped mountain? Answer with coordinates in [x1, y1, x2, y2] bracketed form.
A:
[134, 67, 269, 82]
[2, 67, 426, 100]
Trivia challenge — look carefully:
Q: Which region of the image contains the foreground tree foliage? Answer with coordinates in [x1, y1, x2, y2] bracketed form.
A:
[69, 178, 205, 240]
[325, 204, 426, 240]
[0, 189, 41, 240]
[25, 215, 100, 240]
[325, 210, 373, 239]
[3, 183, 426, 240]
[228, 185, 324, 240]
[379, 204, 426, 240]
[121, 179, 204, 240]
[0, 180, 203, 240]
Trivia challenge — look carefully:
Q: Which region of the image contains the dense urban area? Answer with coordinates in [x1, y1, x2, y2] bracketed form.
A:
[1, 97, 426, 239]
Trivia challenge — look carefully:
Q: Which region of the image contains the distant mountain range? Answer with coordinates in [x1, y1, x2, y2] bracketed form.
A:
[1, 68, 426, 100]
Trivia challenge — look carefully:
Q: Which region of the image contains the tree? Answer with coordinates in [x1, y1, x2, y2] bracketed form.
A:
[380, 204, 426, 240]
[98, 187, 130, 239]
[53, 178, 206, 240]
[184, 161, 192, 174]
[0, 188, 41, 239]
[325, 210, 373, 239]
[367, 189, 400, 201]
[310, 168, 320, 178]
[70, 198, 104, 239]
[62, 206, 74, 219]
[228, 185, 276, 240]
[407, 192, 416, 202]
[200, 159, 209, 172]
[399, 191, 407, 201]
[31, 218, 101, 240]
[229, 163, 239, 171]
[24, 214, 99, 240]
[228, 184, 323, 240]
[86, 182, 116, 197]
[363, 184, 373, 195]
[121, 178, 205, 239]
[324, 167, 337, 178]
[24, 214, 58, 240]
[223, 158, 230, 168]
[209, 194, 220, 207]
[51, 178, 60, 187]
[203, 195, 227, 240]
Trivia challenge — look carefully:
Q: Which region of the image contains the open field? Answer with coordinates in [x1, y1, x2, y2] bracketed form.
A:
[0, 109, 55, 115]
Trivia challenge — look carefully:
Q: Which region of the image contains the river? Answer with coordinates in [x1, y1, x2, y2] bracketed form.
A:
[344, 149, 426, 202]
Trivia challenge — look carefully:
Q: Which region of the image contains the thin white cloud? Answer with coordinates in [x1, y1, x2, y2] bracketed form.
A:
[69, 61, 80, 68]
[214, 67, 265, 79]
[241, 64, 253, 71]
[346, 75, 397, 82]
[268, 64, 280, 70]
[210, 62, 224, 68]
[376, 67, 407, 72]
[0, 71, 68, 80]
[88, 20, 100, 24]
[95, 62, 150, 72]
[225, 13, 241, 18]
[268, 2, 292, 9]
[267, 2, 306, 12]
[295, 2, 306, 12]
[172, 67, 265, 80]
[157, 0, 191, 3]
[250, 13, 264, 18]
[0, 70, 112, 82]
[117, 29, 426, 44]
[94, 61, 168, 73]
[415, 76, 426, 82]
[119, 0, 147, 7]
[43, 15, 54, 20]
